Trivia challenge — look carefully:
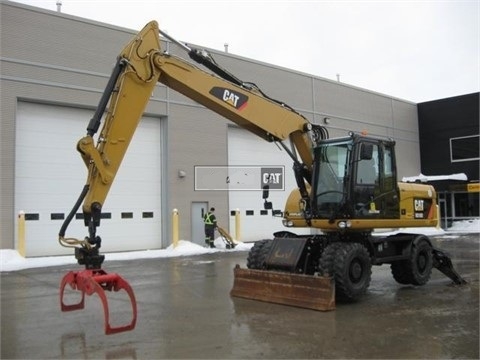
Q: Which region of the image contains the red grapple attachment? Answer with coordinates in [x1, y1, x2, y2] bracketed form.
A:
[60, 269, 137, 335]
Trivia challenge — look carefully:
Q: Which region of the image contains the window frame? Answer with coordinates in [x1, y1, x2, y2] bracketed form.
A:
[449, 134, 480, 163]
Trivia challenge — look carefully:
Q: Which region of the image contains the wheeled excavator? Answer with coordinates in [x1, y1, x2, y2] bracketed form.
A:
[58, 21, 465, 334]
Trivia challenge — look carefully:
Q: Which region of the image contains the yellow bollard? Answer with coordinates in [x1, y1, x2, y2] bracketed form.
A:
[235, 208, 241, 241]
[436, 204, 441, 229]
[172, 208, 179, 248]
[18, 210, 26, 257]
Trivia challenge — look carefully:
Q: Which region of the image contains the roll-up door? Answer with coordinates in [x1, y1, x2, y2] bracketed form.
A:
[227, 126, 310, 241]
[15, 102, 162, 256]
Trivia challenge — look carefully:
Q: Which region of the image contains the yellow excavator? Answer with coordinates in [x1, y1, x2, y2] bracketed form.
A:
[58, 21, 465, 334]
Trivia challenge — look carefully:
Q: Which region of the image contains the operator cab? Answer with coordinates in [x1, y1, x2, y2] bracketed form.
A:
[311, 133, 400, 220]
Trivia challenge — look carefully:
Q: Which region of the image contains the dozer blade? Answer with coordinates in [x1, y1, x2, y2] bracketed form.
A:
[60, 269, 137, 335]
[230, 265, 335, 311]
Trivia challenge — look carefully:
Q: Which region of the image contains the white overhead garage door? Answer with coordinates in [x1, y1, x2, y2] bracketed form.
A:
[15, 102, 162, 256]
[228, 126, 311, 242]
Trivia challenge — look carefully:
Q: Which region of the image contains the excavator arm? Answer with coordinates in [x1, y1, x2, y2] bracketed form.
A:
[60, 21, 323, 245]
[58, 21, 327, 334]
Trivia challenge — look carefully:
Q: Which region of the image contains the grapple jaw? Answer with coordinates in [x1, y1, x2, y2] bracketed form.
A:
[60, 269, 137, 335]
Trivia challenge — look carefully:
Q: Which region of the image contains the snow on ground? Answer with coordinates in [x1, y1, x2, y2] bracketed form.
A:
[446, 218, 480, 233]
[0, 237, 253, 272]
[1, 220, 478, 272]
[373, 218, 480, 236]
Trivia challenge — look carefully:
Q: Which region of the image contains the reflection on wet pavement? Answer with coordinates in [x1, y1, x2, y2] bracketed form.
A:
[1, 234, 478, 359]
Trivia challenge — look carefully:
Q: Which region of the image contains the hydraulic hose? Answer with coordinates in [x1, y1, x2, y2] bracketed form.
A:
[58, 184, 89, 238]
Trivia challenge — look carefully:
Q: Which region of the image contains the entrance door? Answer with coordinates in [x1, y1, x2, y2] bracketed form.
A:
[191, 202, 208, 246]
[439, 197, 447, 229]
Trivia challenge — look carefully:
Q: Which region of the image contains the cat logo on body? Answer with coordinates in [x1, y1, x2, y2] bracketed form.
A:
[209, 87, 248, 110]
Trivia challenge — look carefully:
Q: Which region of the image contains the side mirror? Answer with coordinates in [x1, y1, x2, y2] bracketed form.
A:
[360, 143, 373, 160]
[262, 185, 270, 199]
[262, 184, 273, 209]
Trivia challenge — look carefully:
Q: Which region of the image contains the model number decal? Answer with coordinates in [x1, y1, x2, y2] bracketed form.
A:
[210, 87, 248, 110]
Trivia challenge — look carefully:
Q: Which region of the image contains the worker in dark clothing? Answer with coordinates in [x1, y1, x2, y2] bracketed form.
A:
[204, 207, 217, 248]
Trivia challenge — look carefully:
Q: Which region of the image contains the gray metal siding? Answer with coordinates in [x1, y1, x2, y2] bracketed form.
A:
[208, 48, 421, 178]
[313, 79, 420, 177]
[0, 2, 171, 249]
[1, 1, 422, 251]
[167, 104, 229, 241]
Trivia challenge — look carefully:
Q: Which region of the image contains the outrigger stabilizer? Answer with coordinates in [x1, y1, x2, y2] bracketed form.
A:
[58, 186, 137, 335]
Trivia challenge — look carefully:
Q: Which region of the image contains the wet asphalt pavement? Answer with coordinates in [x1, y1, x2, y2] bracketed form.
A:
[1, 233, 479, 359]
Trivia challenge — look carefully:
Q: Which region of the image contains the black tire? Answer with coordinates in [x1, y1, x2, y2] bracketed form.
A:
[246, 239, 272, 269]
[391, 260, 412, 284]
[390, 237, 433, 286]
[410, 239, 433, 285]
[333, 242, 372, 302]
[318, 242, 342, 276]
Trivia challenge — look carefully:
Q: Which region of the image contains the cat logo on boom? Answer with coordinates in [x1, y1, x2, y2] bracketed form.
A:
[210, 87, 248, 111]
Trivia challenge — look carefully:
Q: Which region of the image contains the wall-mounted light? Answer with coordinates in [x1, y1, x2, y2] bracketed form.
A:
[323, 117, 331, 124]
[178, 170, 186, 178]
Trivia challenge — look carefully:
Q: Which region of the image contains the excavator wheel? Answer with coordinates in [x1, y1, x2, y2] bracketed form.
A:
[246, 239, 273, 269]
[390, 261, 412, 284]
[318, 242, 343, 277]
[329, 242, 372, 302]
[391, 237, 433, 286]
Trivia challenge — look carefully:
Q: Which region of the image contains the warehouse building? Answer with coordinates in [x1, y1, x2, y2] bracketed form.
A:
[1, 1, 476, 256]
[416, 93, 479, 228]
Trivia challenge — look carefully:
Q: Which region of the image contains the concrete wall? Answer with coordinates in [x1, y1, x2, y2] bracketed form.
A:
[0, 1, 422, 250]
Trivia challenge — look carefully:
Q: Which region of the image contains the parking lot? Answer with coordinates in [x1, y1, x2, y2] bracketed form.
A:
[1, 233, 478, 359]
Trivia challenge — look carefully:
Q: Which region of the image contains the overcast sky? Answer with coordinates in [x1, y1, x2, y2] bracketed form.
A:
[11, 0, 480, 103]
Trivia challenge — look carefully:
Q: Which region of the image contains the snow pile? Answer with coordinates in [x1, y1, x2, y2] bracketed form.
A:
[373, 219, 479, 236]
[402, 173, 468, 183]
[1, 249, 76, 272]
[373, 227, 445, 236]
[0, 237, 253, 272]
[447, 218, 480, 233]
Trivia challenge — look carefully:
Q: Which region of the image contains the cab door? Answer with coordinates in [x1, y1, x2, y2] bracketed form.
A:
[352, 140, 399, 218]
[379, 143, 400, 218]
